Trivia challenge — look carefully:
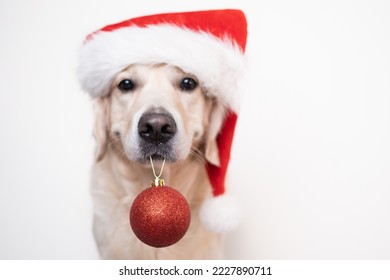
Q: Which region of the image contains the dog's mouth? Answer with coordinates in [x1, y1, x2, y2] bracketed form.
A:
[150, 153, 167, 162]
[137, 143, 177, 163]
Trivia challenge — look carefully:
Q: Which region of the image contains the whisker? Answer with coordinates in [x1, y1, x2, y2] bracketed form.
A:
[105, 135, 134, 163]
[190, 146, 205, 163]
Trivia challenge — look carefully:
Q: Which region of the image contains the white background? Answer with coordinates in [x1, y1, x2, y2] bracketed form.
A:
[0, 0, 389, 259]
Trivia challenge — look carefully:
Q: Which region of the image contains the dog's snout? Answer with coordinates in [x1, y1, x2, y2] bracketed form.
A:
[138, 112, 176, 144]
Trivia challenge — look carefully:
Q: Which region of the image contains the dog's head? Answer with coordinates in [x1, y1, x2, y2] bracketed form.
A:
[94, 64, 225, 165]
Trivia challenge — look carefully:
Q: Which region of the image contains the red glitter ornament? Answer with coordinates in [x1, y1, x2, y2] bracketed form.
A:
[130, 184, 191, 248]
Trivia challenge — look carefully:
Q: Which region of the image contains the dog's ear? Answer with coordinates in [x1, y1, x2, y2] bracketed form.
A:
[93, 97, 110, 162]
[205, 101, 225, 167]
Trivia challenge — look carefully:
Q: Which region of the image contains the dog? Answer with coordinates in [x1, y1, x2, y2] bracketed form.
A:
[90, 63, 227, 259]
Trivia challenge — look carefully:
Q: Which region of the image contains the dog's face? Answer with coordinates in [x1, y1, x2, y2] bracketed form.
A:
[94, 64, 224, 165]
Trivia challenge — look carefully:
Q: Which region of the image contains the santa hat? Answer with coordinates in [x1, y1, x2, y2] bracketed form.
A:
[78, 9, 247, 232]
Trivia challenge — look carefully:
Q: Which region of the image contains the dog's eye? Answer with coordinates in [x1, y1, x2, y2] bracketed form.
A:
[180, 77, 197, 92]
[118, 79, 135, 92]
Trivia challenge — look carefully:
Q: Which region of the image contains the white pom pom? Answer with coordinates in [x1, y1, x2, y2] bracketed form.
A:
[200, 194, 241, 233]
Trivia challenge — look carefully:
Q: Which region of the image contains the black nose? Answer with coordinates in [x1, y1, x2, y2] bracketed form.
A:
[138, 112, 176, 144]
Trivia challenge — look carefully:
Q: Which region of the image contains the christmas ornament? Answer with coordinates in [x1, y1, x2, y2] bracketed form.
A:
[129, 157, 191, 248]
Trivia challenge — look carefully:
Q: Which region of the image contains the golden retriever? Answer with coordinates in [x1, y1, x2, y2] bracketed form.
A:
[90, 63, 226, 259]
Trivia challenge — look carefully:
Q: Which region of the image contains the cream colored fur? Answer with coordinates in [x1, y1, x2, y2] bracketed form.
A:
[90, 64, 226, 259]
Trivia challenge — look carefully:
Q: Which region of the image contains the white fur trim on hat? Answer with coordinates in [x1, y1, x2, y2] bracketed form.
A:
[78, 24, 245, 111]
[200, 194, 241, 232]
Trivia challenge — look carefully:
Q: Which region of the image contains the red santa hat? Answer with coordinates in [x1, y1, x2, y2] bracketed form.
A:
[78, 9, 247, 232]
